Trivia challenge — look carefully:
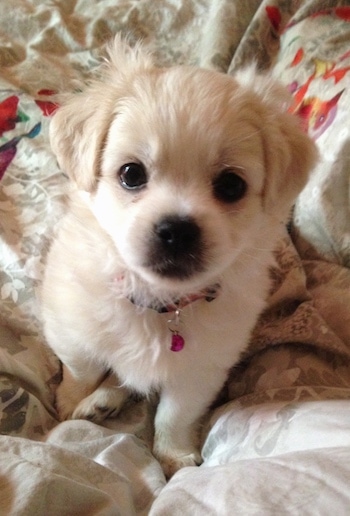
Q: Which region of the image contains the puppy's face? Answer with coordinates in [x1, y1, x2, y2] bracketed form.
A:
[50, 38, 317, 296]
[94, 69, 267, 292]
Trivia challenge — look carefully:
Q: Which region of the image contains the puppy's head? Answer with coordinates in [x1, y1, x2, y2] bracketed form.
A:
[50, 36, 317, 296]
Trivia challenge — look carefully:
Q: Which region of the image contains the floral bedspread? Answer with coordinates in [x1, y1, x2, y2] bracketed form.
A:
[1, 1, 350, 514]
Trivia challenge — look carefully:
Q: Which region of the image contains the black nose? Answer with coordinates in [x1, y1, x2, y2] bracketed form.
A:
[155, 215, 201, 254]
[149, 215, 203, 279]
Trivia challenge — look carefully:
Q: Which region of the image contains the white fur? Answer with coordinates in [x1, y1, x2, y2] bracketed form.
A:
[42, 36, 317, 478]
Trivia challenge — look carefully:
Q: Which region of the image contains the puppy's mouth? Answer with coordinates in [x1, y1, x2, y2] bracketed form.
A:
[145, 215, 206, 280]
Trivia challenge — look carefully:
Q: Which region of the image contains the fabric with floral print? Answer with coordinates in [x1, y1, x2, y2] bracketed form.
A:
[1, 1, 350, 514]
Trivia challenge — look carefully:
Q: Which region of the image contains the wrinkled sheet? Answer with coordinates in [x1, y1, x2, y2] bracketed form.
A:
[1, 1, 350, 514]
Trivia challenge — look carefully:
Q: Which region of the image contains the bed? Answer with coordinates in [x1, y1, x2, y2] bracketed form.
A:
[1, 1, 350, 513]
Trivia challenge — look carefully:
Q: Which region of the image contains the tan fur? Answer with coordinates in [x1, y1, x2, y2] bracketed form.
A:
[42, 36, 317, 478]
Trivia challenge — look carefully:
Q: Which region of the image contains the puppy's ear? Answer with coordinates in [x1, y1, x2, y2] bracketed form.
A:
[235, 67, 318, 221]
[49, 89, 111, 191]
[49, 35, 154, 191]
[261, 105, 318, 221]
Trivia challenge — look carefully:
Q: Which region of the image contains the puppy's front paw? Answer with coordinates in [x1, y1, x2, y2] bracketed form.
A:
[71, 385, 129, 423]
[154, 447, 202, 479]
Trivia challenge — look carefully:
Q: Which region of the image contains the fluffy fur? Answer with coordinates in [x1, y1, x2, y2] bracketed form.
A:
[42, 36, 317, 478]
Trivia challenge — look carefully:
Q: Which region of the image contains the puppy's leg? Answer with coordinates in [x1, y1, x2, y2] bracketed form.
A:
[56, 359, 128, 423]
[153, 369, 227, 478]
[72, 372, 130, 423]
[55, 359, 104, 421]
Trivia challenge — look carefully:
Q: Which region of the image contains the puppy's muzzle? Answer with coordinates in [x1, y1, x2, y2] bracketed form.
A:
[147, 215, 205, 279]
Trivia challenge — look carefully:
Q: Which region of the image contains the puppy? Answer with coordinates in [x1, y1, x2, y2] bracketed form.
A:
[42, 36, 317, 478]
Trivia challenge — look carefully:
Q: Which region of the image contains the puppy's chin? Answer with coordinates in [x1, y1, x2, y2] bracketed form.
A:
[143, 260, 203, 285]
[122, 230, 231, 298]
[118, 262, 221, 307]
[134, 267, 206, 294]
[122, 244, 216, 300]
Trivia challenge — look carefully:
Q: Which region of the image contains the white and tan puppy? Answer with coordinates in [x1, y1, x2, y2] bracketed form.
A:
[42, 36, 317, 478]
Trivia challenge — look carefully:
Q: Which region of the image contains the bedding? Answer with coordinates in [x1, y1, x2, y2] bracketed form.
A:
[1, 0, 350, 514]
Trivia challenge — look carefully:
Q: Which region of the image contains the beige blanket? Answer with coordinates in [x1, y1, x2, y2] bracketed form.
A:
[1, 1, 350, 513]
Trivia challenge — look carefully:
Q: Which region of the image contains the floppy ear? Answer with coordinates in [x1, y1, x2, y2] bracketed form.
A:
[49, 35, 154, 191]
[49, 89, 113, 191]
[235, 67, 318, 221]
[260, 106, 318, 221]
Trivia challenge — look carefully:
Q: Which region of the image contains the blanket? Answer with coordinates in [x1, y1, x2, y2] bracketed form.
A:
[1, 1, 350, 514]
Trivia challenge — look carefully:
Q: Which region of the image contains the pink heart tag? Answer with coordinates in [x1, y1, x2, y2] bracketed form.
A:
[171, 333, 185, 352]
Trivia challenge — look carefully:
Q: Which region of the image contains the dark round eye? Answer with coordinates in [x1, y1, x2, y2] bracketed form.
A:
[213, 170, 247, 203]
[119, 163, 147, 190]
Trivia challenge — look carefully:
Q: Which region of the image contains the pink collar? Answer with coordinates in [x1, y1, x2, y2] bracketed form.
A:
[137, 283, 221, 314]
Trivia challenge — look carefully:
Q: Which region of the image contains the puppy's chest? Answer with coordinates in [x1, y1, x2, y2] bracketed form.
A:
[88, 265, 272, 389]
[111, 302, 193, 356]
[104, 305, 195, 388]
[102, 291, 256, 392]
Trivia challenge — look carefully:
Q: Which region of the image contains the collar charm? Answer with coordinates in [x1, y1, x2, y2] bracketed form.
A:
[121, 279, 221, 352]
[170, 332, 185, 352]
[168, 308, 185, 352]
